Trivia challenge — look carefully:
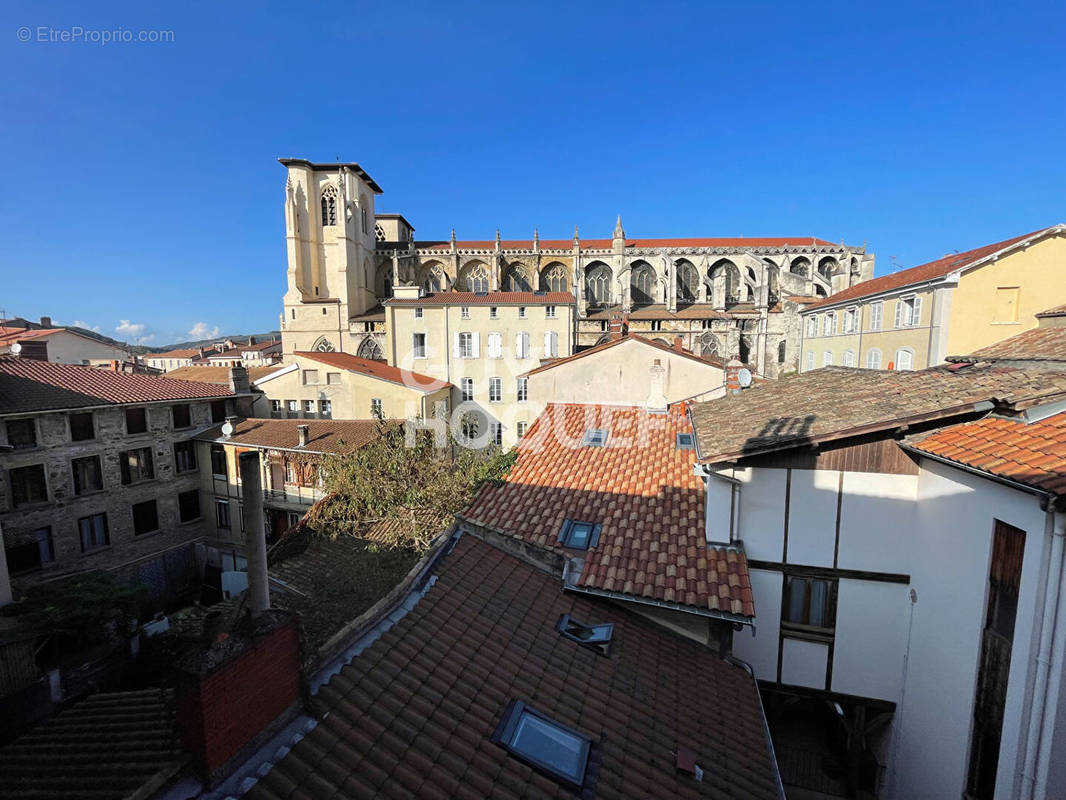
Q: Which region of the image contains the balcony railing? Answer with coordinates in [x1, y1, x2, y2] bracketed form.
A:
[263, 488, 319, 506]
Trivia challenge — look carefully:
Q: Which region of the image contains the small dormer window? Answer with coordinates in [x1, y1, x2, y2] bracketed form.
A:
[582, 428, 608, 447]
[558, 519, 601, 550]
[492, 701, 591, 790]
[676, 432, 694, 450]
[557, 614, 613, 656]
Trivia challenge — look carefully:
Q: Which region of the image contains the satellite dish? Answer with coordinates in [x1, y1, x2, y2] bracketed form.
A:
[737, 368, 753, 388]
[10, 342, 21, 355]
[221, 421, 235, 438]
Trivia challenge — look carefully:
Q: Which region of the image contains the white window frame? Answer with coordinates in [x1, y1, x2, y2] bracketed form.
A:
[516, 377, 528, 403]
[543, 331, 559, 358]
[869, 301, 883, 331]
[516, 421, 527, 438]
[545, 305, 557, 319]
[516, 331, 530, 359]
[414, 307, 424, 319]
[413, 332, 427, 359]
[489, 377, 502, 403]
[518, 306, 527, 319]
[843, 349, 856, 367]
[895, 348, 914, 371]
[806, 316, 817, 338]
[487, 332, 502, 359]
[806, 350, 815, 371]
[866, 348, 882, 369]
[823, 351, 833, 367]
[460, 306, 470, 320]
[489, 306, 498, 319]
[844, 307, 857, 334]
[490, 422, 502, 446]
[371, 398, 383, 416]
[460, 378, 474, 402]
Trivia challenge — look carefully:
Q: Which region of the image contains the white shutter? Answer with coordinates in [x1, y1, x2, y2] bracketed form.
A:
[516, 332, 529, 359]
[543, 331, 557, 357]
[893, 300, 903, 328]
[471, 332, 480, 358]
[452, 332, 461, 358]
[488, 332, 501, 359]
[911, 296, 922, 327]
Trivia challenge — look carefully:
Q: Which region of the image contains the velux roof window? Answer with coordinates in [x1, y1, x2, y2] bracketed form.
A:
[558, 519, 601, 550]
[676, 432, 695, 450]
[557, 614, 613, 656]
[492, 700, 591, 789]
[582, 428, 608, 447]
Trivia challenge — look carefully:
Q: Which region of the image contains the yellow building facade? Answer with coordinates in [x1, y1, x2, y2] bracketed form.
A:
[799, 225, 1065, 372]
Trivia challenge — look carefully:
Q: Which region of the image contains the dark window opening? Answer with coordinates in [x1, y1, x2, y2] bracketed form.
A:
[178, 489, 201, 523]
[556, 614, 613, 655]
[782, 576, 837, 637]
[72, 455, 103, 495]
[216, 500, 231, 529]
[174, 440, 197, 472]
[10, 464, 47, 506]
[5, 418, 37, 449]
[210, 400, 227, 423]
[172, 404, 192, 429]
[492, 700, 592, 790]
[78, 513, 110, 552]
[132, 500, 159, 535]
[120, 447, 154, 485]
[558, 519, 601, 550]
[125, 407, 148, 434]
[210, 445, 227, 477]
[4, 527, 54, 574]
[70, 412, 95, 441]
[676, 433, 695, 450]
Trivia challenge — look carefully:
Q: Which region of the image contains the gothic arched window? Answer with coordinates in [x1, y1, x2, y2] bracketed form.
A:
[312, 337, 335, 353]
[357, 337, 384, 360]
[585, 263, 611, 307]
[423, 264, 448, 294]
[818, 257, 839, 280]
[790, 257, 810, 278]
[630, 262, 656, 305]
[699, 333, 720, 358]
[502, 265, 531, 292]
[709, 259, 740, 305]
[375, 264, 393, 299]
[540, 263, 569, 293]
[460, 263, 490, 293]
[320, 185, 338, 226]
[676, 260, 698, 303]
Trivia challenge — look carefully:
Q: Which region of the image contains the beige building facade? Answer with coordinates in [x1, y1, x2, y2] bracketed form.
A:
[276, 159, 875, 379]
[251, 351, 451, 423]
[799, 224, 1066, 372]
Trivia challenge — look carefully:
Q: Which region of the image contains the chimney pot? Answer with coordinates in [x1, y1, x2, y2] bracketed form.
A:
[228, 365, 250, 394]
[297, 424, 310, 446]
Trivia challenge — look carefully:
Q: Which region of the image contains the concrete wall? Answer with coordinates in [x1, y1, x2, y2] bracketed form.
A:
[524, 337, 725, 421]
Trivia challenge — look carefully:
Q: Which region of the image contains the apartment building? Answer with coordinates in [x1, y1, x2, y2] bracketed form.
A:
[799, 223, 1066, 372]
[0, 323, 132, 365]
[386, 288, 575, 447]
[145, 346, 218, 372]
[251, 351, 450, 422]
[689, 334, 1066, 799]
[0, 358, 248, 604]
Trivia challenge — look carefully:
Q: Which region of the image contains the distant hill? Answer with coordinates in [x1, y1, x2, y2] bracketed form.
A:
[148, 332, 282, 353]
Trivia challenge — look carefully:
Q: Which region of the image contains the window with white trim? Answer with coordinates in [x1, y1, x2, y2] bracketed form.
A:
[843, 307, 857, 333]
[823, 351, 833, 367]
[414, 307, 424, 319]
[460, 306, 470, 319]
[412, 333, 426, 359]
[518, 306, 526, 318]
[866, 349, 882, 369]
[516, 377, 528, 403]
[806, 350, 815, 371]
[489, 306, 498, 319]
[545, 305, 557, 319]
[894, 295, 922, 328]
[489, 377, 502, 403]
[515, 332, 530, 359]
[822, 311, 837, 336]
[543, 331, 558, 358]
[516, 421, 527, 438]
[371, 398, 383, 417]
[806, 316, 817, 337]
[458, 332, 474, 358]
[895, 348, 914, 371]
[320, 399, 331, 417]
[490, 422, 502, 446]
[487, 332, 502, 359]
[843, 350, 856, 367]
[869, 300, 883, 331]
[460, 378, 474, 402]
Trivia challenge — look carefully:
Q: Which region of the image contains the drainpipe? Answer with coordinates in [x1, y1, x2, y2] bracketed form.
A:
[1021, 506, 1066, 799]
[239, 451, 270, 618]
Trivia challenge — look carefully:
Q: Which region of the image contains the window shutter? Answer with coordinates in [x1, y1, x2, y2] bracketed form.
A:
[543, 331, 557, 357]
[911, 296, 922, 327]
[589, 524, 602, 549]
[471, 332, 480, 358]
[452, 332, 461, 358]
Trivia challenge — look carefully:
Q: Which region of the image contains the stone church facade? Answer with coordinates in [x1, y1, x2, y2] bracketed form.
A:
[278, 158, 875, 378]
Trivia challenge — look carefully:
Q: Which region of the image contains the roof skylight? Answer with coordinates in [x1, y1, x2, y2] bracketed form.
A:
[676, 432, 695, 450]
[558, 519, 601, 550]
[582, 428, 608, 447]
[557, 614, 613, 655]
[493, 700, 591, 789]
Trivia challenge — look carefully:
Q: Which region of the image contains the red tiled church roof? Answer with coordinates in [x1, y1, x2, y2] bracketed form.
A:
[0, 357, 233, 414]
[905, 412, 1066, 495]
[463, 403, 755, 618]
[804, 225, 1061, 311]
[246, 534, 781, 800]
[293, 351, 451, 391]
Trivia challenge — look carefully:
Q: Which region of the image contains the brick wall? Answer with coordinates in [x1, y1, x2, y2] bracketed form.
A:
[175, 616, 302, 776]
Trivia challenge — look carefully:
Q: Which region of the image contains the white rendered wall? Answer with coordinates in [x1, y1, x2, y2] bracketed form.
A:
[733, 568, 782, 680]
[785, 469, 839, 566]
[890, 460, 1048, 800]
[735, 467, 787, 561]
[836, 472, 918, 575]
[781, 638, 829, 689]
[832, 578, 910, 701]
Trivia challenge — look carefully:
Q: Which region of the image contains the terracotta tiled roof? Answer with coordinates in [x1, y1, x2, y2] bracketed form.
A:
[148, 346, 216, 360]
[0, 327, 64, 344]
[803, 225, 1062, 311]
[349, 304, 386, 322]
[0, 688, 185, 799]
[463, 404, 754, 618]
[246, 534, 781, 800]
[163, 365, 281, 384]
[386, 291, 575, 306]
[196, 417, 392, 454]
[414, 236, 834, 250]
[524, 335, 725, 376]
[1036, 304, 1066, 318]
[905, 413, 1066, 495]
[690, 363, 1066, 464]
[951, 327, 1066, 363]
[0, 357, 234, 414]
[293, 351, 452, 391]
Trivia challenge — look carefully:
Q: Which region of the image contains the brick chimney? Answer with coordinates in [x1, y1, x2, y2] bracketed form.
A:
[39, 316, 52, 328]
[724, 357, 749, 394]
[673, 336, 684, 352]
[297, 424, 310, 447]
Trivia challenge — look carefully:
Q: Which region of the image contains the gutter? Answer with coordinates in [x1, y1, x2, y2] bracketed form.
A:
[727, 654, 787, 800]
[561, 576, 755, 628]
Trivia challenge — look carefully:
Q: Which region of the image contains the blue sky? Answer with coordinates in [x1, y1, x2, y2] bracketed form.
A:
[1, 1, 1063, 347]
